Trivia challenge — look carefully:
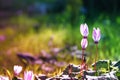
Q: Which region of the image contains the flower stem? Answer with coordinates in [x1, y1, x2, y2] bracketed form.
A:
[82, 49, 84, 65]
[80, 49, 84, 76]
[94, 44, 98, 73]
[68, 64, 72, 77]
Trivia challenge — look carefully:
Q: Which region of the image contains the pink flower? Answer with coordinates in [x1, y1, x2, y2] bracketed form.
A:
[80, 23, 89, 38]
[0, 76, 9, 80]
[0, 35, 6, 41]
[92, 28, 101, 43]
[14, 65, 22, 76]
[24, 71, 34, 80]
[81, 38, 88, 49]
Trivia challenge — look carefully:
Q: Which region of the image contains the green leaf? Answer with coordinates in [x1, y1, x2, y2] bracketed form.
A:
[116, 71, 120, 79]
[92, 60, 111, 72]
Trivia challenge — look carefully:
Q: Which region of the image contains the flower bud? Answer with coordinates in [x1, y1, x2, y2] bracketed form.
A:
[81, 38, 88, 49]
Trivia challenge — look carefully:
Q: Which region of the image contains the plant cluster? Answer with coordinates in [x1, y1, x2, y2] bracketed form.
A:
[80, 23, 101, 74]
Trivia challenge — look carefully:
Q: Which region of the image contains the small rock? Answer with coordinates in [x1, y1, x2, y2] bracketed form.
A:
[35, 74, 48, 80]
[84, 70, 96, 76]
[101, 71, 118, 80]
[47, 75, 78, 80]
[86, 75, 98, 80]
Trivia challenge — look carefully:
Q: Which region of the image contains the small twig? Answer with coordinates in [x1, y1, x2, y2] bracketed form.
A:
[68, 64, 72, 77]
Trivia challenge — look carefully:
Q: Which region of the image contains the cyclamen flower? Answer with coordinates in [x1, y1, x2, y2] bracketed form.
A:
[14, 65, 22, 76]
[0, 76, 9, 80]
[80, 23, 89, 38]
[92, 28, 101, 43]
[24, 71, 34, 80]
[81, 38, 88, 49]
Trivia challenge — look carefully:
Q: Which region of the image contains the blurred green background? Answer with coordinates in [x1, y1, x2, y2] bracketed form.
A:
[0, 0, 120, 71]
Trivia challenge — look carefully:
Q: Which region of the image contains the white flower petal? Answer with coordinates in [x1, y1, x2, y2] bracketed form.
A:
[14, 65, 22, 75]
[80, 23, 89, 37]
[92, 27, 101, 42]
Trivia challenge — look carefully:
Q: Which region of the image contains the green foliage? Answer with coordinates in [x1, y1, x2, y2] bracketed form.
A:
[92, 60, 111, 72]
[116, 71, 120, 79]
[91, 60, 120, 79]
